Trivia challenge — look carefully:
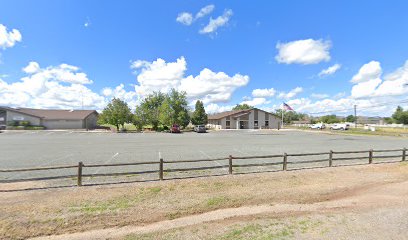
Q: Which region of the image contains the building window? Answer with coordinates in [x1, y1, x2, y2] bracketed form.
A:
[265, 121, 269, 127]
[254, 121, 258, 127]
[226, 120, 230, 126]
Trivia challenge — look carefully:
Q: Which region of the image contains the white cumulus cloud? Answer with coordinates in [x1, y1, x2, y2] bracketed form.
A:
[0, 62, 138, 110]
[22, 61, 40, 74]
[0, 24, 22, 50]
[278, 87, 303, 99]
[199, 9, 233, 34]
[285, 60, 408, 116]
[350, 60, 408, 99]
[251, 88, 276, 98]
[350, 61, 381, 83]
[195, 5, 215, 19]
[275, 39, 331, 65]
[176, 12, 193, 26]
[130, 56, 249, 104]
[176, 4, 215, 26]
[205, 103, 234, 114]
[318, 63, 341, 77]
[241, 97, 269, 106]
[100, 84, 139, 109]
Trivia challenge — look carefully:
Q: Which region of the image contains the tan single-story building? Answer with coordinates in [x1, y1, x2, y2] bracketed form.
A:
[207, 108, 280, 129]
[0, 106, 98, 130]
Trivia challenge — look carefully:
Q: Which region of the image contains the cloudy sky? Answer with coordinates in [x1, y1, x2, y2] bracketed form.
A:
[1, 1, 408, 116]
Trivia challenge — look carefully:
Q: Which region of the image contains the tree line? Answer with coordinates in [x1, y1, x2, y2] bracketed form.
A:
[99, 94, 408, 131]
[98, 89, 208, 131]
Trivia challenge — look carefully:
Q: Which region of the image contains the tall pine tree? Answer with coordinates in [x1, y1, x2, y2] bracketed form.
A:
[191, 100, 208, 125]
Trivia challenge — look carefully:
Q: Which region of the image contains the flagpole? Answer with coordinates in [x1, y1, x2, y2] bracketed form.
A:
[281, 103, 284, 129]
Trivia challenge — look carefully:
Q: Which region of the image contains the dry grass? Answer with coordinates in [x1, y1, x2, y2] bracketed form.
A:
[1, 163, 408, 239]
[289, 126, 408, 137]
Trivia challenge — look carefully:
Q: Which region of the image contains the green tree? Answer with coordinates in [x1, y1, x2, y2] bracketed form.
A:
[191, 100, 208, 125]
[166, 89, 190, 128]
[139, 92, 166, 130]
[384, 117, 394, 124]
[319, 115, 340, 124]
[132, 106, 146, 131]
[392, 106, 408, 124]
[232, 104, 253, 110]
[99, 98, 132, 131]
[158, 97, 174, 127]
[274, 109, 308, 124]
[346, 115, 356, 122]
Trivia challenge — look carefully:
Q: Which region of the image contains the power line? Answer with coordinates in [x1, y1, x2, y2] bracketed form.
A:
[306, 99, 408, 115]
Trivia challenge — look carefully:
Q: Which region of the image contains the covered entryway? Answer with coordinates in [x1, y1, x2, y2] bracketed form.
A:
[234, 111, 251, 129]
[239, 120, 249, 129]
[0, 110, 6, 128]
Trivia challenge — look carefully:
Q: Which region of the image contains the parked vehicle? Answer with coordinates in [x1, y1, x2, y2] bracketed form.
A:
[330, 123, 349, 130]
[310, 123, 325, 130]
[170, 124, 181, 133]
[194, 125, 206, 133]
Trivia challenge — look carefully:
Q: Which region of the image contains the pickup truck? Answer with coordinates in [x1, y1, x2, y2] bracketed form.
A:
[330, 123, 349, 130]
[310, 123, 325, 130]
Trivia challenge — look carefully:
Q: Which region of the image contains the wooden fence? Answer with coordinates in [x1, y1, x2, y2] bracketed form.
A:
[0, 148, 406, 186]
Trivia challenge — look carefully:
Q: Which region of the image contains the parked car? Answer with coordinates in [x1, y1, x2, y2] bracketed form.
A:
[194, 125, 206, 133]
[170, 124, 181, 133]
[310, 123, 325, 130]
[330, 123, 349, 130]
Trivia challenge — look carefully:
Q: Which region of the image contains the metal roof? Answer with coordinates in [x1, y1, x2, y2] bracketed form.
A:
[0, 107, 97, 120]
[208, 108, 277, 120]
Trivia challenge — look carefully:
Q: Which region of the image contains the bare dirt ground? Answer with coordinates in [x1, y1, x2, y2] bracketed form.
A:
[1, 162, 408, 240]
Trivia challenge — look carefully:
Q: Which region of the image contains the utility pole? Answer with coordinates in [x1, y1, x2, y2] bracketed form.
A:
[281, 109, 284, 129]
[354, 105, 357, 128]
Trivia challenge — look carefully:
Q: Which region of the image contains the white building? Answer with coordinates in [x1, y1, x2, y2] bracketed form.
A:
[207, 108, 280, 130]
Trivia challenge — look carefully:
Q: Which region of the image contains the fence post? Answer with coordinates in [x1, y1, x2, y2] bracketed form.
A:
[283, 153, 287, 171]
[159, 158, 164, 180]
[228, 155, 233, 174]
[402, 148, 406, 162]
[369, 149, 373, 164]
[77, 162, 83, 187]
[329, 150, 333, 167]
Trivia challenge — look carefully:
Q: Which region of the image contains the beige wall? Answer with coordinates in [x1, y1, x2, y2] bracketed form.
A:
[209, 109, 280, 130]
[85, 112, 98, 129]
[42, 119, 84, 129]
[6, 111, 41, 126]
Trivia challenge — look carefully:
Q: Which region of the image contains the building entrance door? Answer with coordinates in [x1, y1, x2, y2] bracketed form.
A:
[0, 110, 6, 127]
[239, 121, 249, 129]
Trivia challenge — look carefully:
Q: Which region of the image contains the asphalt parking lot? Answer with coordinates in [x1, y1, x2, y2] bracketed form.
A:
[1, 129, 408, 186]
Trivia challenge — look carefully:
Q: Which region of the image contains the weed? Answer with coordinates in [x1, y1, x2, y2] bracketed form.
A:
[206, 196, 229, 207]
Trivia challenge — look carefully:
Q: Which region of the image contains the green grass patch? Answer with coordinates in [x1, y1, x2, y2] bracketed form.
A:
[216, 218, 323, 240]
[206, 196, 229, 207]
[70, 187, 163, 214]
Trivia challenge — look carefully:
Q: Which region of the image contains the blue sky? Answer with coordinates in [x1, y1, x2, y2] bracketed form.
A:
[1, 0, 408, 116]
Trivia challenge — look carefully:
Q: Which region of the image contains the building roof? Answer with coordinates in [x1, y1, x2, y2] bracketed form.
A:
[208, 108, 276, 120]
[208, 109, 251, 120]
[0, 107, 97, 120]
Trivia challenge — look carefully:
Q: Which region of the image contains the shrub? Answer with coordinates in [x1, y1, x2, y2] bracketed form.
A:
[7, 121, 18, 126]
[19, 121, 30, 126]
[6, 126, 25, 130]
[25, 126, 45, 130]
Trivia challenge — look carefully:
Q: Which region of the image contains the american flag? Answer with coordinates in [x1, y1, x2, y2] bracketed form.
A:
[282, 102, 294, 111]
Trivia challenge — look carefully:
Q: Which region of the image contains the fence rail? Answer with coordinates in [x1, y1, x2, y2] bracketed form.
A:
[0, 147, 406, 186]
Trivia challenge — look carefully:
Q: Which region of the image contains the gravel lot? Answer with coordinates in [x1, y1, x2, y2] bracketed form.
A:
[1, 129, 407, 186]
